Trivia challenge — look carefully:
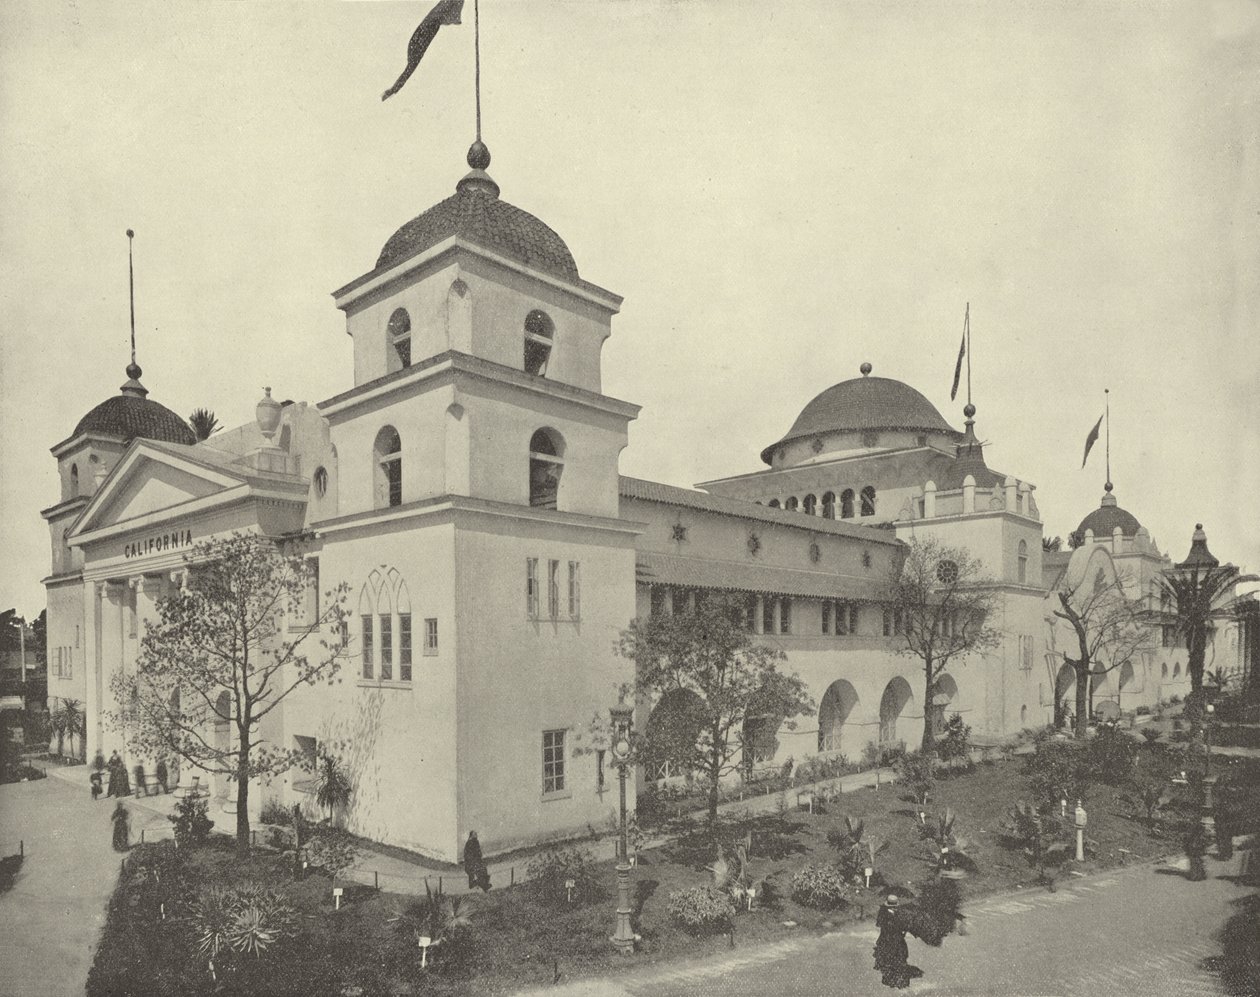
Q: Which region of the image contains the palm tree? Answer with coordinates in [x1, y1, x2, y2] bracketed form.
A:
[188, 408, 220, 441]
[55, 699, 85, 760]
[1156, 525, 1258, 697]
[314, 751, 351, 825]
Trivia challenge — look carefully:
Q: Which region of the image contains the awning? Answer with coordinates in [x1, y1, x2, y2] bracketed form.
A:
[635, 551, 888, 602]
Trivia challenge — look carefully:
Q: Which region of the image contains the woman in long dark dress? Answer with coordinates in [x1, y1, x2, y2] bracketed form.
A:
[874, 895, 912, 989]
[463, 831, 490, 891]
[106, 751, 123, 798]
[110, 802, 131, 852]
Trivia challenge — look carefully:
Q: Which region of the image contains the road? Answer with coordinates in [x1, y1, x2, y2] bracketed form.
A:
[520, 849, 1254, 996]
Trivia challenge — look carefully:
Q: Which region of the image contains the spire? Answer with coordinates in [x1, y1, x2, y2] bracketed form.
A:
[120, 228, 148, 398]
[457, 0, 498, 198]
[1177, 523, 1221, 570]
[1104, 387, 1112, 493]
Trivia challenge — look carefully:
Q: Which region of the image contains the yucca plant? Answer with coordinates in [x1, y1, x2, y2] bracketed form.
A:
[189, 886, 237, 961]
[314, 750, 352, 825]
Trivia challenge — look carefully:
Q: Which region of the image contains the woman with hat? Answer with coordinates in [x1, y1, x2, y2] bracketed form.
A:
[874, 893, 912, 988]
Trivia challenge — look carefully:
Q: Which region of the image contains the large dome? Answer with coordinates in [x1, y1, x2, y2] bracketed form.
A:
[376, 171, 578, 282]
[1075, 489, 1142, 539]
[761, 367, 960, 464]
[73, 389, 195, 447]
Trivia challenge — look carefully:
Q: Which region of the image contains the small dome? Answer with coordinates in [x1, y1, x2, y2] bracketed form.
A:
[1076, 490, 1141, 539]
[376, 171, 578, 281]
[73, 393, 195, 446]
[761, 368, 960, 464]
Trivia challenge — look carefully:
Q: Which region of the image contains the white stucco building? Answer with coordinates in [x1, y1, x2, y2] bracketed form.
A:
[41, 143, 1256, 863]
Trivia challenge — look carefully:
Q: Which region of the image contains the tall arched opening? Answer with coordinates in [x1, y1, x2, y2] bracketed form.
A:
[818, 679, 860, 758]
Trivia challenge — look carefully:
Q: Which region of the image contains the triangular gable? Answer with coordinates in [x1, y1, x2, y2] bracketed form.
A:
[69, 442, 248, 540]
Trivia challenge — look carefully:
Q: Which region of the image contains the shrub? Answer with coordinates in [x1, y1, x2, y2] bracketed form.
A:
[259, 799, 291, 826]
[526, 845, 598, 906]
[389, 881, 475, 971]
[1135, 705, 1151, 716]
[667, 886, 735, 933]
[936, 713, 972, 769]
[896, 752, 934, 805]
[1025, 740, 1090, 809]
[1089, 725, 1138, 784]
[305, 825, 357, 880]
[188, 883, 298, 963]
[790, 863, 851, 910]
[169, 795, 214, 848]
[1141, 728, 1162, 746]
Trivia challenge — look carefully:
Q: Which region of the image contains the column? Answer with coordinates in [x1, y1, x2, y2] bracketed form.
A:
[962, 475, 976, 514]
[84, 581, 104, 760]
[923, 481, 936, 519]
[663, 587, 674, 617]
[772, 598, 782, 636]
[754, 596, 765, 635]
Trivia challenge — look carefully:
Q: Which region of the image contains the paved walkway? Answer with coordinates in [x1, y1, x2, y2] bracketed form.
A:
[0, 773, 169, 997]
[515, 844, 1255, 996]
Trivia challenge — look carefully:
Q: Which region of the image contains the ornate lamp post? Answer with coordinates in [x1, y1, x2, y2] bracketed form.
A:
[609, 704, 637, 955]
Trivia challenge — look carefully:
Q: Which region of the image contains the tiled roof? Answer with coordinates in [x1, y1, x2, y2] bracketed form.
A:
[762, 375, 960, 464]
[72, 394, 195, 446]
[376, 178, 579, 281]
[619, 476, 901, 545]
[1077, 491, 1142, 538]
[636, 551, 888, 602]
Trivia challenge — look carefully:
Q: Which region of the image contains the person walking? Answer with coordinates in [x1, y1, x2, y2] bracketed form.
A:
[1184, 820, 1209, 881]
[111, 801, 131, 852]
[155, 758, 169, 795]
[873, 894, 913, 989]
[105, 751, 123, 798]
[463, 830, 490, 891]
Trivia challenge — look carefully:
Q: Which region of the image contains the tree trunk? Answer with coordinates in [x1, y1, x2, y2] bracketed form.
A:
[921, 659, 936, 755]
[707, 735, 721, 823]
[236, 747, 251, 855]
[1074, 664, 1090, 738]
[1188, 626, 1206, 694]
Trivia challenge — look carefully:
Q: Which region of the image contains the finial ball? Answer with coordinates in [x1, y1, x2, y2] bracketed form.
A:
[467, 140, 491, 170]
[963, 403, 976, 418]
[860, 362, 872, 376]
[126, 363, 142, 380]
[126, 229, 134, 238]
[1196, 523, 1203, 531]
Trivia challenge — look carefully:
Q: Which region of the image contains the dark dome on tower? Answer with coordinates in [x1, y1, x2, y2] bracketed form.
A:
[376, 165, 579, 282]
[1075, 487, 1142, 539]
[72, 371, 195, 447]
[761, 366, 961, 464]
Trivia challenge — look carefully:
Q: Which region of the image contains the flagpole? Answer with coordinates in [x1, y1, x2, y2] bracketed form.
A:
[965, 302, 971, 408]
[1104, 388, 1111, 490]
[474, 0, 481, 143]
[127, 229, 136, 368]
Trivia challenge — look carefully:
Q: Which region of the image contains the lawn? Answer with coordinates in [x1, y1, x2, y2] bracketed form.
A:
[87, 737, 1258, 996]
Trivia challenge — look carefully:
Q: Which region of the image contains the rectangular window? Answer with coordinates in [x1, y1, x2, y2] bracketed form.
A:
[894, 608, 905, 635]
[1020, 635, 1034, 671]
[596, 748, 606, 793]
[745, 596, 756, 632]
[66, 648, 72, 679]
[780, 598, 792, 634]
[543, 729, 566, 794]
[75, 625, 80, 648]
[835, 602, 848, 636]
[548, 559, 560, 620]
[424, 617, 438, 655]
[361, 614, 374, 679]
[763, 598, 775, 634]
[399, 613, 412, 680]
[379, 614, 393, 680]
[568, 561, 580, 618]
[305, 558, 320, 625]
[526, 558, 539, 618]
[821, 600, 831, 635]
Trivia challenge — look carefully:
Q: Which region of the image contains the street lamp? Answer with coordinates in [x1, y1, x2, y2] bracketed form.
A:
[1203, 702, 1218, 816]
[609, 703, 637, 955]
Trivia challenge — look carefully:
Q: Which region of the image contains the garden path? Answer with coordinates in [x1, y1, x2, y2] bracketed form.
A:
[0, 773, 168, 997]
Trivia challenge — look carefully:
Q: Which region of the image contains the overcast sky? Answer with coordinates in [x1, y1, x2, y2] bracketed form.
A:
[2, 0, 1257, 618]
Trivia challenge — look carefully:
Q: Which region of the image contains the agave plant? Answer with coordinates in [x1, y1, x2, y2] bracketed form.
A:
[389, 880, 474, 951]
[189, 886, 238, 960]
[188, 884, 298, 962]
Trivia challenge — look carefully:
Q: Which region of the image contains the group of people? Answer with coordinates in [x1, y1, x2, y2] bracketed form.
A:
[90, 750, 173, 801]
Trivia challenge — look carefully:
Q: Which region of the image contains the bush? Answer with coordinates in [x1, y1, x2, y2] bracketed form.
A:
[792, 753, 854, 786]
[936, 713, 972, 769]
[896, 752, 934, 805]
[169, 795, 214, 848]
[305, 825, 357, 880]
[259, 799, 291, 826]
[791, 863, 851, 910]
[667, 886, 735, 933]
[1089, 725, 1138, 785]
[1025, 740, 1090, 809]
[526, 845, 598, 906]
[1135, 705, 1151, 716]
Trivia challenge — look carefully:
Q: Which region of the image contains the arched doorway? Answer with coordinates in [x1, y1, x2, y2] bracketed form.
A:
[929, 674, 958, 737]
[878, 677, 913, 748]
[643, 689, 707, 783]
[1055, 662, 1076, 729]
[818, 680, 860, 758]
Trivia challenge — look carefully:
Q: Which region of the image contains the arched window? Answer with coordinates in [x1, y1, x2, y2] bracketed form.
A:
[70, 463, 79, 497]
[822, 491, 836, 519]
[1017, 540, 1028, 584]
[388, 308, 411, 370]
[313, 466, 328, 497]
[374, 426, 402, 508]
[768, 499, 781, 509]
[358, 583, 376, 679]
[785, 496, 799, 512]
[524, 309, 554, 376]
[802, 494, 817, 516]
[528, 428, 564, 509]
[840, 489, 855, 519]
[860, 486, 876, 517]
[1161, 662, 1168, 679]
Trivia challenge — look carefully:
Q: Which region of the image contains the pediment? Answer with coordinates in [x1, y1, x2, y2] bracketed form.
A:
[70, 444, 246, 539]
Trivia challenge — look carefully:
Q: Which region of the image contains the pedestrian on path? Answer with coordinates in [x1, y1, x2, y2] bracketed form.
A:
[105, 751, 123, 798]
[873, 894, 922, 989]
[155, 758, 169, 794]
[110, 801, 131, 852]
[89, 770, 103, 802]
[464, 830, 490, 891]
[1184, 821, 1209, 882]
[133, 763, 147, 797]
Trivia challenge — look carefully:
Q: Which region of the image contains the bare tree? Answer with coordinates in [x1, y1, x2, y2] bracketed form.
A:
[888, 536, 1001, 754]
[1052, 567, 1154, 737]
[110, 533, 348, 854]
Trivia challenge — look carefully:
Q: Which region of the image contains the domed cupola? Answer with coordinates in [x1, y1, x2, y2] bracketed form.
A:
[1075, 482, 1142, 540]
[761, 363, 962, 465]
[71, 362, 195, 447]
[375, 142, 579, 282]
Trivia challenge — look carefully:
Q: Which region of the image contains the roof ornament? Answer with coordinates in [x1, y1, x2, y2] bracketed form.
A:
[457, 1, 499, 198]
[860, 362, 872, 376]
[120, 228, 148, 398]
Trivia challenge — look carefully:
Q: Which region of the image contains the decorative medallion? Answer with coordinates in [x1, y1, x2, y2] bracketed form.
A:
[747, 532, 761, 556]
[809, 542, 821, 564]
[811, 436, 825, 454]
[936, 559, 959, 585]
[671, 522, 688, 543]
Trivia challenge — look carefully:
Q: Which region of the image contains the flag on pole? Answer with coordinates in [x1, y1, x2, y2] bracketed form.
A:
[1081, 414, 1103, 468]
[382, 0, 465, 101]
[949, 324, 967, 401]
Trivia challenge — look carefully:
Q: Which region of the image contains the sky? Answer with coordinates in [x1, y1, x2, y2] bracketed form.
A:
[1, 0, 1258, 618]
